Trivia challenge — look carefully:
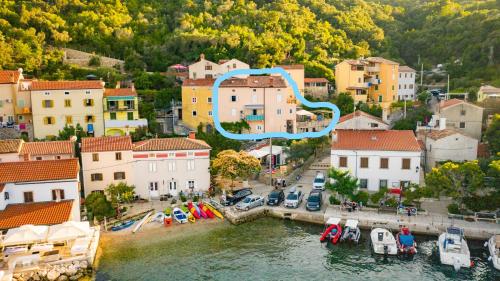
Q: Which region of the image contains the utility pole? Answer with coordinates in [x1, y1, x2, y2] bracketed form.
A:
[269, 137, 273, 188]
[171, 99, 176, 135]
[420, 63, 424, 86]
[404, 99, 407, 119]
[447, 74, 450, 100]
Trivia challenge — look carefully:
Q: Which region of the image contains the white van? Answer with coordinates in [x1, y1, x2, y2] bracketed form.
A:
[313, 172, 326, 191]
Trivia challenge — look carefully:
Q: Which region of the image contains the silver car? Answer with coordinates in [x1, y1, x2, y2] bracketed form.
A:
[284, 187, 303, 208]
[235, 195, 265, 211]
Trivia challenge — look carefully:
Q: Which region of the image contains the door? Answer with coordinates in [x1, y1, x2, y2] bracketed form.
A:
[149, 182, 159, 198]
[169, 181, 177, 196]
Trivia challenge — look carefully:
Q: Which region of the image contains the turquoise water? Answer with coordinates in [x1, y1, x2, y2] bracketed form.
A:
[96, 218, 499, 281]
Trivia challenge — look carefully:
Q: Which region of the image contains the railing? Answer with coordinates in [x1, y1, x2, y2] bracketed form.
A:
[107, 106, 135, 111]
[367, 66, 380, 72]
[245, 115, 264, 121]
[14, 106, 31, 114]
[367, 78, 382, 85]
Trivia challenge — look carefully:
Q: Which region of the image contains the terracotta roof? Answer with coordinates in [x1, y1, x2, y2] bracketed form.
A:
[133, 138, 211, 151]
[0, 70, 22, 84]
[0, 159, 79, 184]
[338, 110, 388, 125]
[425, 129, 469, 140]
[0, 200, 74, 229]
[31, 81, 104, 91]
[399, 66, 416, 72]
[20, 141, 75, 156]
[332, 130, 421, 151]
[220, 76, 287, 88]
[366, 57, 399, 65]
[479, 85, 500, 94]
[305, 78, 329, 83]
[439, 98, 464, 109]
[0, 139, 23, 154]
[342, 59, 366, 66]
[276, 64, 304, 70]
[104, 88, 137, 97]
[183, 78, 215, 87]
[81, 136, 132, 152]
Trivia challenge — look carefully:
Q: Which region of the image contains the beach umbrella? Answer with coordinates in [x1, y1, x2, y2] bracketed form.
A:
[47, 221, 91, 242]
[3, 225, 49, 246]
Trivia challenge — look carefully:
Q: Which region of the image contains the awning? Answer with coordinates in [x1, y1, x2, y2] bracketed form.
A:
[3, 225, 49, 246]
[248, 150, 268, 159]
[296, 109, 315, 117]
[47, 221, 91, 242]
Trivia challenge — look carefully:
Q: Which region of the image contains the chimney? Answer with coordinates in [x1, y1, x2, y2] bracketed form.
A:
[382, 109, 388, 123]
[23, 154, 30, 161]
[200, 53, 205, 61]
[9, 74, 14, 83]
[188, 131, 196, 139]
[331, 130, 338, 142]
[439, 118, 446, 130]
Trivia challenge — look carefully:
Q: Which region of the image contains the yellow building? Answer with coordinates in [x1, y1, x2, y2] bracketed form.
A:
[103, 86, 147, 136]
[30, 80, 105, 139]
[335, 57, 399, 110]
[181, 78, 215, 132]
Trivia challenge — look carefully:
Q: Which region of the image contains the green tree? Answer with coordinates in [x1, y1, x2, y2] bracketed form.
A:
[85, 192, 115, 221]
[105, 182, 135, 216]
[332, 93, 355, 116]
[326, 168, 358, 199]
[57, 124, 87, 142]
[485, 114, 500, 155]
[286, 139, 314, 164]
[211, 150, 261, 188]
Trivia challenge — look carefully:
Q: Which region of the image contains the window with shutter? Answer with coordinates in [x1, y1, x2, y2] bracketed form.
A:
[380, 158, 389, 169]
[24, 192, 34, 203]
[339, 157, 347, 167]
[402, 158, 411, 170]
[360, 157, 369, 168]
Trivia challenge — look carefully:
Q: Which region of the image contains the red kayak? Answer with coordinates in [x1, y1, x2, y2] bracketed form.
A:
[198, 202, 215, 219]
[320, 218, 342, 244]
[187, 202, 201, 219]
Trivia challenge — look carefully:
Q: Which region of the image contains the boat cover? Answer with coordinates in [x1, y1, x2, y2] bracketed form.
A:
[326, 217, 341, 225]
[345, 219, 359, 229]
[399, 234, 414, 247]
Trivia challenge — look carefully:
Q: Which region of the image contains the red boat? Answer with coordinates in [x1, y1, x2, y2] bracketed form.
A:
[187, 202, 201, 219]
[320, 218, 343, 244]
[396, 227, 417, 255]
[198, 202, 215, 219]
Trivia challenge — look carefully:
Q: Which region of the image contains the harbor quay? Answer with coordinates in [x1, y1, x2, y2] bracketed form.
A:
[223, 205, 500, 240]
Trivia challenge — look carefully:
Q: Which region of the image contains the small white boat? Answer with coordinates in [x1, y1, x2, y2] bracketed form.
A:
[486, 234, 500, 270]
[150, 211, 165, 223]
[370, 228, 397, 255]
[438, 227, 471, 271]
[132, 211, 153, 234]
[173, 207, 188, 224]
[341, 219, 361, 243]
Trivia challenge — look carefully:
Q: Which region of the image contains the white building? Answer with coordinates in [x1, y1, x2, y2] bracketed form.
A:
[0, 159, 81, 229]
[81, 134, 211, 199]
[417, 127, 478, 170]
[188, 54, 249, 79]
[398, 66, 416, 101]
[331, 130, 421, 192]
[335, 110, 389, 130]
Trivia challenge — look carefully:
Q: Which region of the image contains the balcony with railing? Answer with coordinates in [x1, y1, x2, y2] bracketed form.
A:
[14, 106, 31, 114]
[245, 114, 264, 121]
[366, 65, 380, 72]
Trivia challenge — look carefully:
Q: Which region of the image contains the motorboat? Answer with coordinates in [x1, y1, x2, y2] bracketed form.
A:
[370, 228, 397, 255]
[341, 219, 361, 243]
[396, 227, 417, 255]
[486, 234, 500, 270]
[111, 220, 135, 232]
[173, 207, 188, 224]
[320, 217, 342, 244]
[438, 227, 471, 271]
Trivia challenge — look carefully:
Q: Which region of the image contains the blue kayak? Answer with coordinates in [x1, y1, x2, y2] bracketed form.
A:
[111, 220, 135, 231]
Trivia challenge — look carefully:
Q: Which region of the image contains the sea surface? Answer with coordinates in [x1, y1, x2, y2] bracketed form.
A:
[96, 218, 499, 281]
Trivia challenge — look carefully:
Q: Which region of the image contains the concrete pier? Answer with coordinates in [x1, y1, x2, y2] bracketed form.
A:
[223, 205, 500, 240]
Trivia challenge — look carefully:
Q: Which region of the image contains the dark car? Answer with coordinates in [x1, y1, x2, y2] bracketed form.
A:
[267, 189, 285, 206]
[221, 188, 252, 206]
[306, 190, 322, 211]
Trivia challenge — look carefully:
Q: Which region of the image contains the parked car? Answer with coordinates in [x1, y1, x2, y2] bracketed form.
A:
[306, 190, 322, 211]
[313, 172, 326, 191]
[236, 195, 265, 211]
[221, 188, 252, 206]
[267, 189, 285, 206]
[284, 187, 303, 208]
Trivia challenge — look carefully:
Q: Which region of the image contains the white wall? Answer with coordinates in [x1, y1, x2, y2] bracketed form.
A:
[0, 153, 20, 163]
[131, 150, 210, 199]
[425, 134, 478, 169]
[331, 149, 421, 192]
[398, 71, 416, 100]
[0, 180, 81, 220]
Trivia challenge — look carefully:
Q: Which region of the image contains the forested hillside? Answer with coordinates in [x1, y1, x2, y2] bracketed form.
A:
[0, 0, 498, 87]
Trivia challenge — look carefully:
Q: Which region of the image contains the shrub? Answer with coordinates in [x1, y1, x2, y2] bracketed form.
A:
[447, 203, 460, 214]
[180, 194, 187, 202]
[88, 55, 101, 67]
[171, 198, 177, 204]
[370, 188, 387, 204]
[329, 195, 340, 205]
[351, 191, 369, 205]
[193, 195, 199, 202]
[385, 197, 398, 207]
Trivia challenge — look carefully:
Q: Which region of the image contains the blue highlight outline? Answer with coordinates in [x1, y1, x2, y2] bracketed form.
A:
[212, 67, 340, 140]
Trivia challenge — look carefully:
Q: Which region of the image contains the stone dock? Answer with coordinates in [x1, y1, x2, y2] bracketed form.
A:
[223, 205, 500, 240]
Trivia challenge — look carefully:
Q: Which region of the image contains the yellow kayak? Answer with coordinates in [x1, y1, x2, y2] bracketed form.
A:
[204, 202, 224, 220]
[181, 205, 196, 223]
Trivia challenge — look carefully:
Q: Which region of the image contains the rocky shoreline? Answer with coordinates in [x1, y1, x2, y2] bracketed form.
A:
[12, 261, 92, 281]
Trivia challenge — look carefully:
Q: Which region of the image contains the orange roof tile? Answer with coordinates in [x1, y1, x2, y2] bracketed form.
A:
[399, 66, 416, 72]
[0, 70, 21, 84]
[366, 57, 399, 65]
[81, 136, 132, 152]
[20, 141, 75, 156]
[104, 88, 137, 97]
[133, 138, 211, 151]
[220, 76, 287, 88]
[338, 110, 388, 125]
[304, 78, 329, 83]
[0, 159, 79, 184]
[439, 98, 464, 109]
[0, 200, 74, 229]
[183, 78, 215, 87]
[425, 129, 470, 140]
[0, 139, 23, 154]
[31, 81, 104, 91]
[332, 130, 421, 151]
